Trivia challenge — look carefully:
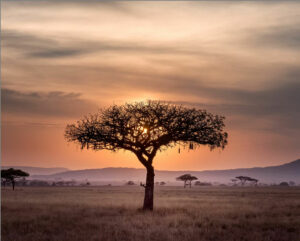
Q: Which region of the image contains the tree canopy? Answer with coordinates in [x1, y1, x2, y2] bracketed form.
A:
[176, 174, 198, 188]
[235, 176, 258, 186]
[65, 100, 228, 210]
[176, 174, 198, 182]
[1, 168, 29, 190]
[65, 101, 227, 166]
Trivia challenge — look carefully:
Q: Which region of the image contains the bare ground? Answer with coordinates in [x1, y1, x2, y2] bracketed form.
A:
[2, 186, 300, 241]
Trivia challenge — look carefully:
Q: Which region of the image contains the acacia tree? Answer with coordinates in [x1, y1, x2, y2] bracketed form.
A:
[1, 168, 29, 190]
[248, 177, 258, 186]
[235, 176, 258, 186]
[65, 101, 228, 210]
[236, 176, 248, 186]
[176, 174, 198, 188]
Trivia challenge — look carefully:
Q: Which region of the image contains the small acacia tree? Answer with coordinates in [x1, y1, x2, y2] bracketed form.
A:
[236, 176, 258, 186]
[1, 168, 29, 190]
[236, 176, 248, 186]
[65, 101, 228, 210]
[176, 174, 198, 188]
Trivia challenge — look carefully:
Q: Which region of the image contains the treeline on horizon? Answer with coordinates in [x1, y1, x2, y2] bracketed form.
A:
[1, 168, 298, 189]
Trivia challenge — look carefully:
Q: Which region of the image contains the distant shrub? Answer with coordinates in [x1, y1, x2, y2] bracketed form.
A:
[28, 180, 50, 187]
[194, 181, 212, 186]
[289, 181, 295, 186]
[126, 181, 135, 185]
[279, 182, 289, 186]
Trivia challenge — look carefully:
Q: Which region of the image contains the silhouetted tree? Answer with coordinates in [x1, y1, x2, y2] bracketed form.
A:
[194, 181, 212, 186]
[248, 177, 258, 186]
[236, 176, 248, 186]
[1, 168, 29, 190]
[126, 181, 135, 185]
[28, 180, 50, 187]
[65, 101, 228, 210]
[279, 181, 289, 187]
[176, 174, 198, 188]
[236, 176, 258, 186]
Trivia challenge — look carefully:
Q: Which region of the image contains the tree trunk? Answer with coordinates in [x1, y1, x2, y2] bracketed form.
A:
[12, 180, 15, 191]
[143, 166, 155, 211]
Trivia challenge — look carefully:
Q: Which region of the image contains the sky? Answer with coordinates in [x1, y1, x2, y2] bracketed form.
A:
[1, 1, 300, 171]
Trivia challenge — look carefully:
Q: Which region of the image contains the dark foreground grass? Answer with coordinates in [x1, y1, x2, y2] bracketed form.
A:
[2, 186, 300, 241]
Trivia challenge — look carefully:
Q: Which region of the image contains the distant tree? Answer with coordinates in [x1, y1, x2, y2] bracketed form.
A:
[289, 181, 295, 186]
[235, 176, 258, 186]
[176, 174, 198, 188]
[126, 181, 135, 185]
[160, 181, 166, 186]
[248, 177, 258, 186]
[194, 181, 212, 186]
[236, 176, 248, 186]
[65, 101, 228, 210]
[28, 180, 50, 187]
[279, 182, 289, 187]
[1, 168, 29, 190]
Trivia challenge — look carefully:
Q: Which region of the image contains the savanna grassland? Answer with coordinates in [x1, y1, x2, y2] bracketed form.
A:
[2, 186, 300, 241]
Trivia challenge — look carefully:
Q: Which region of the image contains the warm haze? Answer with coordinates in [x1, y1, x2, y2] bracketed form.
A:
[2, 1, 300, 170]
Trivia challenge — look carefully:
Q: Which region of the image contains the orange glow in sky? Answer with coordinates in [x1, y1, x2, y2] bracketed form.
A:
[2, 1, 300, 170]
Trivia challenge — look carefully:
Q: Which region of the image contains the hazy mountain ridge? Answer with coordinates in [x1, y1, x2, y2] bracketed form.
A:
[29, 159, 300, 184]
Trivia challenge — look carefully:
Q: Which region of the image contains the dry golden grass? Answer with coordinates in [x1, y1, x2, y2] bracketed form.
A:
[2, 186, 300, 241]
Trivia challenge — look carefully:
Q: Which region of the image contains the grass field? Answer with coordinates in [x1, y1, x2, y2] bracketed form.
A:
[2, 186, 300, 241]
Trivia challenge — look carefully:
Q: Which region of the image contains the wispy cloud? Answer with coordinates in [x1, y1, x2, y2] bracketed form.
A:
[2, 29, 223, 60]
[245, 25, 300, 49]
[2, 88, 98, 118]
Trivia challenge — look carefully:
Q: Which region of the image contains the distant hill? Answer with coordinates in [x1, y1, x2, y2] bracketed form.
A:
[31, 159, 300, 184]
[1, 166, 69, 176]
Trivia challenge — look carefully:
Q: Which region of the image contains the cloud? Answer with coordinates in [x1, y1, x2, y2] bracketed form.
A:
[2, 30, 88, 58]
[246, 25, 300, 49]
[170, 79, 300, 132]
[2, 29, 224, 60]
[1, 88, 98, 118]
